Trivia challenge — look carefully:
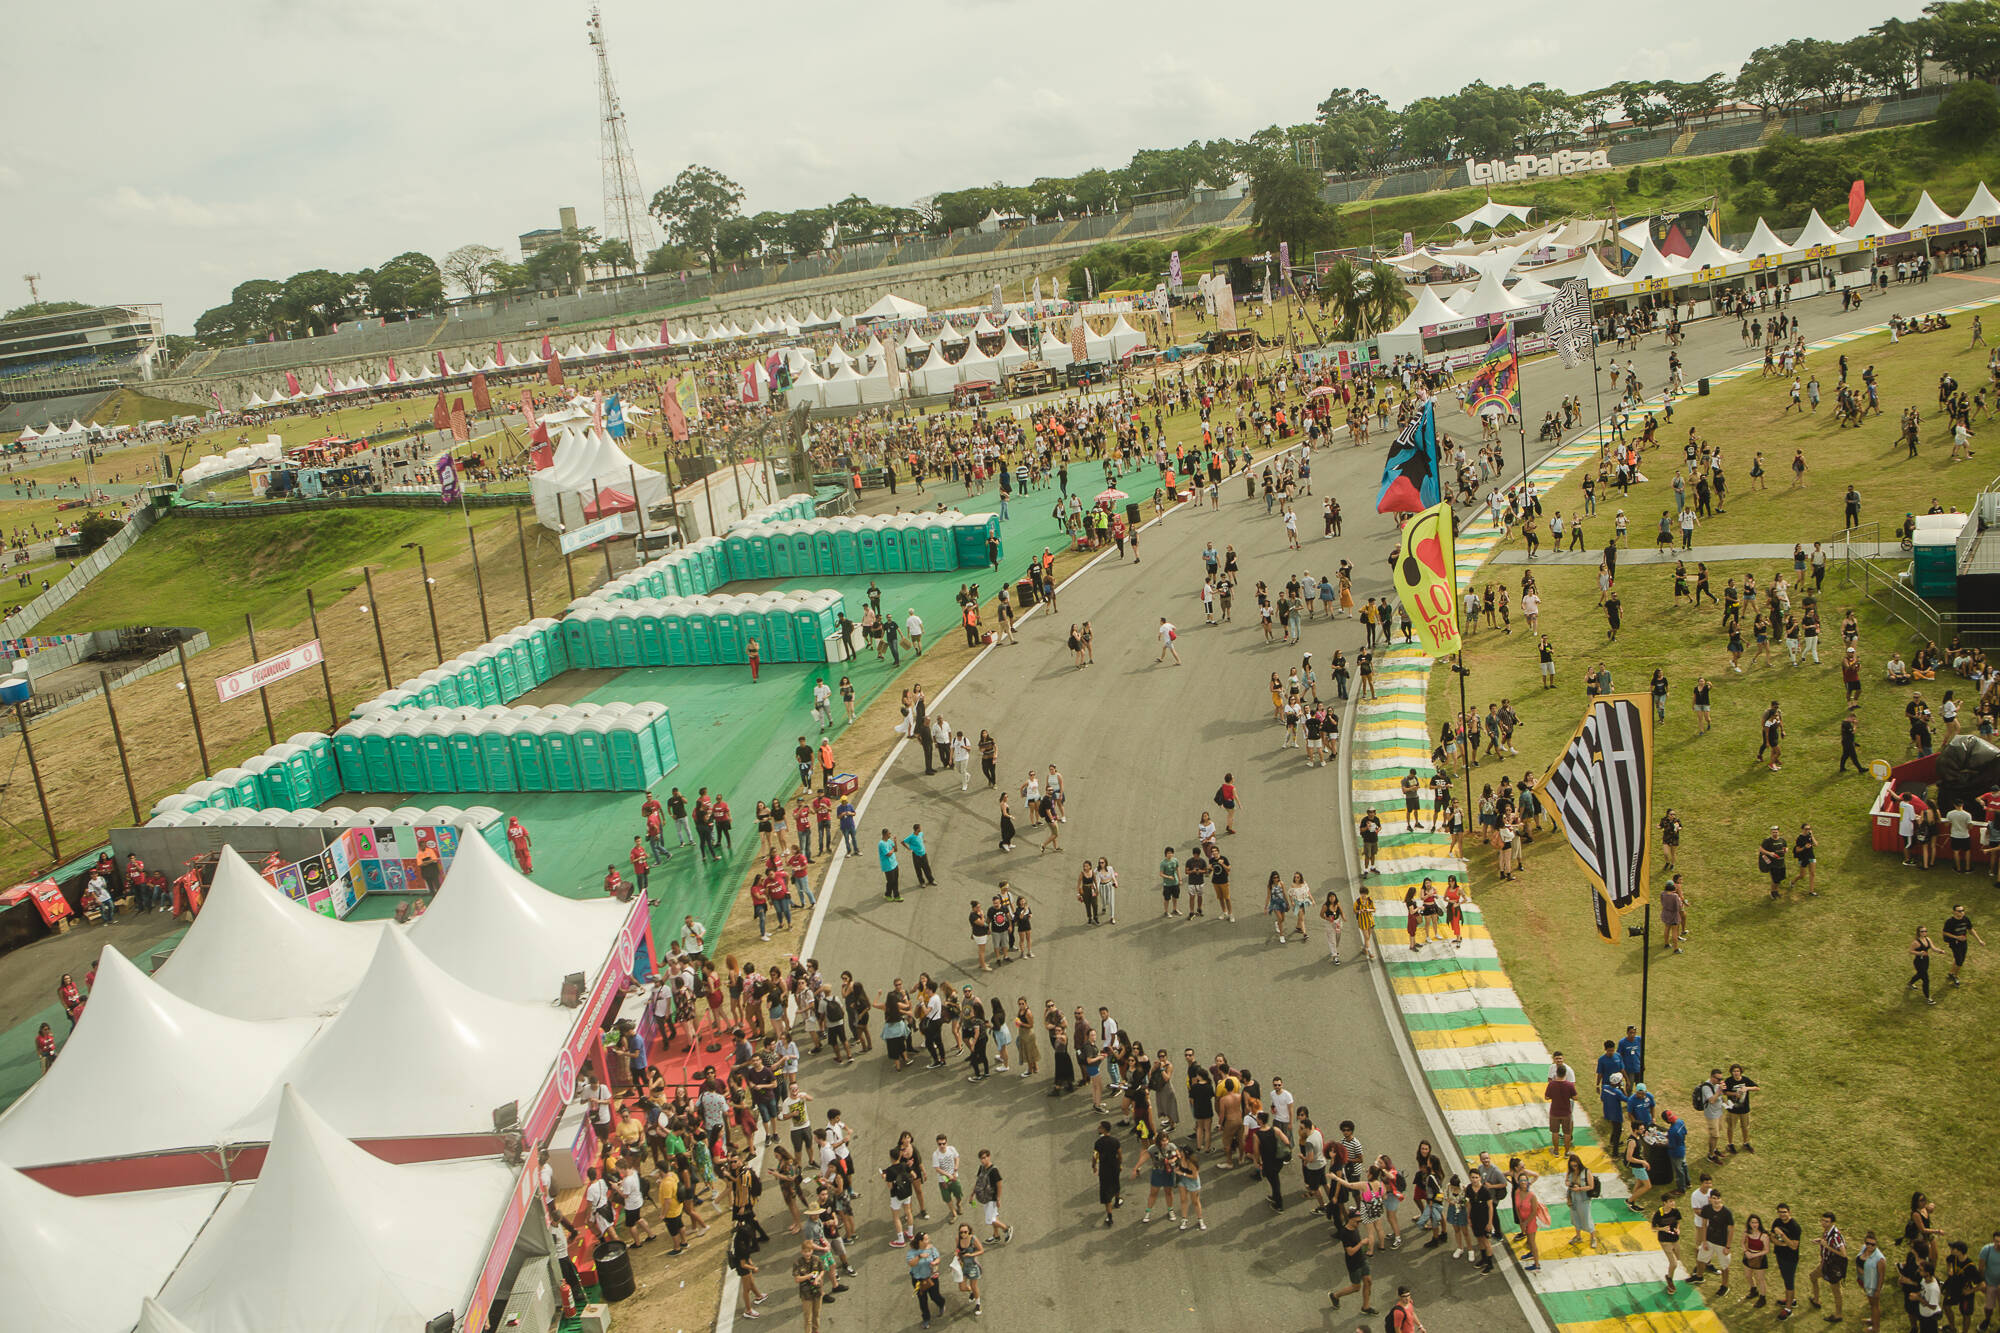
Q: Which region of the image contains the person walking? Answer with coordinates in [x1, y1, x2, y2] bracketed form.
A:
[904, 825, 936, 886]
[972, 1149, 1012, 1245]
[907, 1230, 946, 1328]
[1910, 925, 1937, 1003]
[1092, 1119, 1123, 1226]
[879, 829, 903, 901]
[1157, 617, 1182, 665]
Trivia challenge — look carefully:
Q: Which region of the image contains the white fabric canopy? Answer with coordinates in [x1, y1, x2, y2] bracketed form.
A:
[1902, 190, 1954, 231]
[858, 293, 928, 321]
[0, 947, 318, 1167]
[1623, 236, 1686, 282]
[1506, 275, 1558, 302]
[0, 1162, 224, 1333]
[1687, 228, 1741, 268]
[787, 362, 827, 408]
[1107, 314, 1146, 358]
[1843, 199, 1895, 241]
[529, 424, 669, 531]
[915, 341, 963, 395]
[1737, 218, 1793, 260]
[228, 928, 575, 1143]
[1794, 209, 1842, 248]
[1450, 200, 1533, 233]
[1382, 285, 1462, 336]
[159, 1087, 516, 1333]
[1959, 182, 2000, 222]
[408, 831, 629, 1004]
[820, 360, 863, 408]
[1450, 265, 1529, 318]
[151, 846, 385, 1020]
[15, 424, 38, 439]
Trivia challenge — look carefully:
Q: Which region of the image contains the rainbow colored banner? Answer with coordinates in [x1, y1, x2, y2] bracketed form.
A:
[1464, 326, 1520, 418]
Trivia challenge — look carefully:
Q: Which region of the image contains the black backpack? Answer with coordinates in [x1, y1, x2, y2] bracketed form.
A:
[1693, 1082, 1714, 1111]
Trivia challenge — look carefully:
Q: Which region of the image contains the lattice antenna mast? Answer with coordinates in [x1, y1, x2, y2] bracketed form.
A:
[589, 7, 657, 269]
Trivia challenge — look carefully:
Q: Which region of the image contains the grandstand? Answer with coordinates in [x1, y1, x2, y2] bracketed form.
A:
[0, 304, 166, 398]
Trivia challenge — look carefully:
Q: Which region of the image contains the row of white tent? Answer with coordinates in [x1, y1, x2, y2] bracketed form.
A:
[1379, 183, 2000, 351]
[1, 834, 631, 1331]
[785, 312, 1149, 407]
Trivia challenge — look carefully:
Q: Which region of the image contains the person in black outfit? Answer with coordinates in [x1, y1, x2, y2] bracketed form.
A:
[1255, 1111, 1287, 1210]
[1092, 1121, 1123, 1225]
[913, 691, 932, 773]
[1839, 708, 1864, 773]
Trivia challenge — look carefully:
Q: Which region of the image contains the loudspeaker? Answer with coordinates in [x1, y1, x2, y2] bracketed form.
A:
[1125, 502, 1142, 525]
[561, 972, 587, 1007]
[426, 1314, 455, 1333]
[1697, 377, 1710, 396]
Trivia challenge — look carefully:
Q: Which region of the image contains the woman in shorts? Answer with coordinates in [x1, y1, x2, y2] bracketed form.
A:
[1176, 1142, 1207, 1231]
[1183, 848, 1208, 919]
[1288, 871, 1313, 938]
[1266, 873, 1291, 942]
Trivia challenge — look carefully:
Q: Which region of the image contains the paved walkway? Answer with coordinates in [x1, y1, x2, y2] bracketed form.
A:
[1489, 540, 1902, 566]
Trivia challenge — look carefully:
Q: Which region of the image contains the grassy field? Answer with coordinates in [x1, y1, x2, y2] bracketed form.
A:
[1520, 318, 1999, 554]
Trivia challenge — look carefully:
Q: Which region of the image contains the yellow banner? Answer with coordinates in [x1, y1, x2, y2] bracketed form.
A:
[675, 370, 703, 425]
[1393, 502, 1461, 656]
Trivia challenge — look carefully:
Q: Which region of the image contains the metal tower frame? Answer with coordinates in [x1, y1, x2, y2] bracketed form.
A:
[588, 7, 657, 270]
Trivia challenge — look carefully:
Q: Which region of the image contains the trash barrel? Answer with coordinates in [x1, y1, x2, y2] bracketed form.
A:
[595, 1240, 636, 1302]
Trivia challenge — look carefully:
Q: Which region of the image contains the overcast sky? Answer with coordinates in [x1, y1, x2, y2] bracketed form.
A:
[0, 0, 1918, 333]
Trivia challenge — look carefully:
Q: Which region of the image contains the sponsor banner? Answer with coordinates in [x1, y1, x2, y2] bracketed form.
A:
[560, 515, 625, 552]
[216, 639, 323, 702]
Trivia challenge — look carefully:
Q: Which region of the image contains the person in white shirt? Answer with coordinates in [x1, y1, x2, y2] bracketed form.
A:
[812, 677, 833, 729]
[588, 1078, 614, 1134]
[1157, 618, 1181, 665]
[905, 610, 924, 654]
[933, 1136, 964, 1218]
[679, 915, 706, 956]
[1268, 1077, 1296, 1135]
[952, 732, 972, 791]
[584, 1168, 615, 1234]
[617, 1163, 656, 1245]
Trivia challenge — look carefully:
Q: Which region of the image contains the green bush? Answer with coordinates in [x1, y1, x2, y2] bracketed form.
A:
[1728, 154, 1752, 185]
[75, 514, 123, 554]
[1935, 82, 2000, 147]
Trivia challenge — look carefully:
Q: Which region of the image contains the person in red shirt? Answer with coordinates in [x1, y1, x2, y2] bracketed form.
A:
[35, 1022, 56, 1072]
[603, 865, 629, 902]
[1218, 774, 1240, 834]
[812, 793, 835, 857]
[747, 636, 761, 682]
[793, 802, 813, 862]
[629, 837, 650, 893]
[56, 973, 83, 1029]
[1545, 1055, 1579, 1153]
[787, 847, 813, 907]
[749, 875, 771, 940]
[507, 816, 533, 873]
[642, 795, 665, 859]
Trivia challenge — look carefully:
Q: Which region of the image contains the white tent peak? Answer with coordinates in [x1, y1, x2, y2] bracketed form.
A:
[151, 845, 384, 1020]
[1902, 190, 1954, 231]
[1959, 182, 2000, 222]
[1738, 218, 1791, 260]
[1450, 199, 1534, 234]
[1450, 265, 1529, 318]
[1794, 208, 1842, 248]
[1687, 228, 1741, 268]
[407, 832, 630, 1005]
[1623, 235, 1686, 282]
[1384, 285, 1463, 336]
[1843, 198, 1895, 241]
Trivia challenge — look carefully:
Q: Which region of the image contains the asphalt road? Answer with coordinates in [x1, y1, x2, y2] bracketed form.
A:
[738, 270, 1996, 1333]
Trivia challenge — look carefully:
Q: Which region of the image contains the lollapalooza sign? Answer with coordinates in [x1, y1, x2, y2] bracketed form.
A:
[1465, 146, 1613, 185]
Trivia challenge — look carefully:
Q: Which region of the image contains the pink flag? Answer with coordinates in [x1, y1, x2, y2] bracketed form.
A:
[285, 371, 301, 396]
[659, 319, 671, 345]
[388, 356, 399, 383]
[606, 329, 619, 353]
[325, 367, 335, 389]
[495, 341, 507, 367]
[540, 335, 554, 360]
[590, 391, 605, 430]
[436, 350, 449, 377]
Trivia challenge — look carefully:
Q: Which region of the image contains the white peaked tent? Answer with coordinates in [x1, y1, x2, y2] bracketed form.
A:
[1450, 265, 1530, 318]
[827, 306, 848, 328]
[862, 335, 891, 371]
[227, 929, 574, 1143]
[0, 947, 318, 1168]
[820, 360, 864, 407]
[1384, 285, 1462, 336]
[1082, 320, 1114, 363]
[1004, 308, 1031, 330]
[857, 353, 896, 404]
[1687, 228, 1741, 268]
[152, 847, 385, 1020]
[159, 1088, 517, 1333]
[1107, 314, 1146, 359]
[802, 307, 828, 327]
[915, 340, 963, 395]
[956, 333, 1001, 381]
[371, 373, 393, 389]
[995, 327, 1033, 374]
[1738, 218, 1793, 260]
[1958, 182, 2000, 222]
[1040, 333, 1076, 369]
[407, 834, 629, 1004]
[584, 341, 609, 358]
[787, 361, 827, 408]
[971, 312, 998, 336]
[15, 423, 38, 440]
[1623, 236, 1686, 282]
[899, 327, 932, 366]
[1844, 199, 1895, 241]
[0, 1161, 225, 1333]
[1450, 199, 1534, 233]
[479, 356, 501, 372]
[1574, 250, 1622, 286]
[305, 384, 327, 399]
[1902, 190, 1954, 232]
[529, 424, 669, 531]
[1794, 209, 1843, 248]
[1507, 275, 1558, 302]
[458, 359, 481, 375]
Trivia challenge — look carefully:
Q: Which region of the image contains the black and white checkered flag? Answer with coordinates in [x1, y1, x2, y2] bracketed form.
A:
[1547, 278, 1595, 370]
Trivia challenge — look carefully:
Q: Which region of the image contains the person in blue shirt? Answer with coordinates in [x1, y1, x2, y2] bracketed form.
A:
[902, 824, 936, 887]
[878, 829, 903, 901]
[837, 798, 859, 855]
[1618, 1025, 1645, 1084]
[1625, 1082, 1657, 1130]
[1598, 1071, 1628, 1155]
[1662, 1109, 1690, 1189]
[907, 1229, 945, 1327]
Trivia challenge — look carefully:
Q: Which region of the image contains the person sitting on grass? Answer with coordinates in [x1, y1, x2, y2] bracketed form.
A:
[1886, 653, 1914, 686]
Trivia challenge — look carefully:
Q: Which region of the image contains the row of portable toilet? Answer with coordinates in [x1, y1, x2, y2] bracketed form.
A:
[352, 618, 570, 720]
[148, 732, 344, 817]
[745, 494, 818, 525]
[612, 510, 1001, 600]
[332, 701, 677, 795]
[147, 802, 502, 841]
[563, 592, 844, 667]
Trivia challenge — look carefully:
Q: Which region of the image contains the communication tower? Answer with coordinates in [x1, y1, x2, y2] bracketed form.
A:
[588, 8, 657, 268]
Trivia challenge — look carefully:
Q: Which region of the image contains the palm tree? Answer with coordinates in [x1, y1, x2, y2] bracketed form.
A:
[1321, 259, 1363, 340]
[1360, 261, 1412, 335]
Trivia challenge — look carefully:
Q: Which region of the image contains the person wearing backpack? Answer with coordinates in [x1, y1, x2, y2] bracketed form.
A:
[1695, 1068, 1728, 1164]
[971, 1149, 1013, 1244]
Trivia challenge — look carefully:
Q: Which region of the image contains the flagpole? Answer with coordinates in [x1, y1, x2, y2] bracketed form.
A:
[1638, 903, 1652, 1084]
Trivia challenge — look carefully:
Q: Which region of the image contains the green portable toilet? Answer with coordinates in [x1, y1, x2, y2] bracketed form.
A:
[793, 602, 827, 660]
[471, 656, 502, 706]
[416, 670, 457, 708]
[289, 732, 338, 799]
[523, 630, 551, 682]
[687, 611, 716, 665]
[511, 722, 550, 791]
[711, 610, 744, 663]
[502, 634, 539, 687]
[647, 567, 670, 598]
[901, 524, 928, 571]
[857, 526, 881, 573]
[882, 523, 906, 572]
[361, 723, 397, 792]
[276, 743, 318, 806]
[722, 532, 750, 581]
[389, 724, 426, 792]
[477, 723, 517, 792]
[411, 678, 442, 710]
[772, 528, 797, 578]
[242, 754, 286, 809]
[790, 531, 816, 575]
[524, 619, 564, 674]
[696, 541, 722, 589]
[663, 611, 693, 666]
[606, 718, 661, 790]
[637, 613, 668, 666]
[583, 614, 615, 669]
[924, 524, 954, 569]
[665, 559, 690, 596]
[218, 766, 263, 810]
[562, 617, 591, 671]
[448, 727, 485, 790]
[493, 647, 524, 700]
[648, 706, 679, 771]
[610, 611, 642, 666]
[542, 718, 583, 791]
[748, 532, 775, 579]
[831, 527, 859, 575]
[574, 721, 613, 792]
[333, 724, 370, 790]
[186, 777, 232, 810]
[763, 604, 799, 662]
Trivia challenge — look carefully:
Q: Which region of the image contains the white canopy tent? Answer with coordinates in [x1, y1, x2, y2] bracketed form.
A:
[857, 354, 897, 404]
[914, 341, 963, 395]
[1622, 236, 1687, 282]
[0, 1160, 225, 1333]
[955, 335, 1000, 383]
[1378, 284, 1471, 358]
[1959, 182, 2000, 222]
[1506, 275, 1558, 302]
[1449, 199, 1534, 234]
[1687, 228, 1742, 268]
[150, 846, 385, 1020]
[820, 360, 863, 408]
[227, 928, 575, 1144]
[529, 424, 669, 532]
[0, 946, 318, 1168]
[857, 292, 928, 321]
[1843, 199, 1895, 242]
[1107, 314, 1147, 359]
[157, 1087, 516, 1333]
[898, 327, 932, 365]
[1737, 218, 1793, 260]
[1902, 190, 1955, 232]
[1449, 265, 1530, 318]
[1794, 209, 1843, 248]
[995, 328, 1034, 374]
[787, 362, 826, 408]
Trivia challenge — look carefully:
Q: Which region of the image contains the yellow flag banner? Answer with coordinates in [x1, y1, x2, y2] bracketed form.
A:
[675, 371, 703, 426]
[1392, 502, 1461, 656]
